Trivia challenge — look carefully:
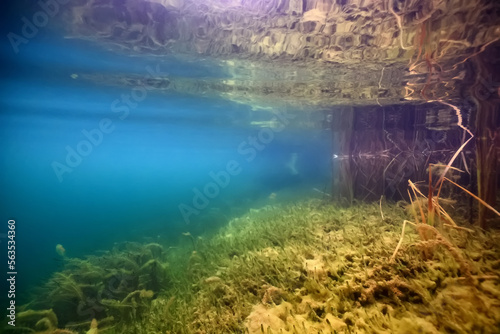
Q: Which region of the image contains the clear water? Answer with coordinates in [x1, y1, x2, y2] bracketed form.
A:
[0, 23, 332, 301]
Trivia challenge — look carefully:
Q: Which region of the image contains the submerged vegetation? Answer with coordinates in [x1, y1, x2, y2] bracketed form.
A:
[7, 197, 500, 333]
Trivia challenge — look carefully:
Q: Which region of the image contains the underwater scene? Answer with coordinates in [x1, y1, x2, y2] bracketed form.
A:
[1, 0, 499, 333]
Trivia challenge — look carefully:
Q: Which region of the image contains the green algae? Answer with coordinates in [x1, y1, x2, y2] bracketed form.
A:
[7, 199, 500, 334]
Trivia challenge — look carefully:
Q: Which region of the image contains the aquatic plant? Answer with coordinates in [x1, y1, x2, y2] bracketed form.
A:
[389, 150, 500, 289]
[138, 201, 498, 333]
[101, 289, 154, 321]
[2, 308, 95, 334]
[138, 259, 169, 292]
[15, 200, 500, 334]
[16, 309, 59, 332]
[17, 242, 173, 333]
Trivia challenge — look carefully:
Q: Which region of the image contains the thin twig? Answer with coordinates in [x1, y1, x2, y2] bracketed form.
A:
[443, 224, 474, 233]
[390, 220, 409, 262]
[444, 177, 500, 217]
[436, 136, 474, 198]
[379, 195, 385, 221]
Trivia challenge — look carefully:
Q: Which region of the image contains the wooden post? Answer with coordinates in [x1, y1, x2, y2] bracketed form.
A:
[331, 106, 354, 205]
[472, 42, 500, 228]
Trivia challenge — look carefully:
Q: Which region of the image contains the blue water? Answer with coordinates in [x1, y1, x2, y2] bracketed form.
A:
[0, 27, 331, 301]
